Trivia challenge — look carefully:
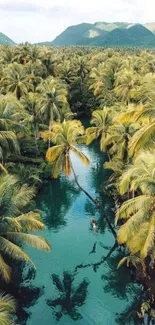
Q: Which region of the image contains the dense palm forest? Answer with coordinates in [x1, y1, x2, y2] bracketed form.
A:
[0, 44, 155, 323]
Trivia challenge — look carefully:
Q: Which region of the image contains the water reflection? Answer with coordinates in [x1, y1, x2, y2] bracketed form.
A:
[47, 271, 89, 321]
[0, 263, 44, 325]
[37, 177, 80, 230]
[115, 289, 142, 325]
[101, 251, 136, 299]
[101, 251, 143, 324]
[88, 142, 111, 193]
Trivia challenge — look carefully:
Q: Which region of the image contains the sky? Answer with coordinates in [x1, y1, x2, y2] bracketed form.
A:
[0, 0, 155, 43]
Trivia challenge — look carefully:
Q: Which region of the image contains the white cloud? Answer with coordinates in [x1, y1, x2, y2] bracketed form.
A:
[0, 0, 155, 43]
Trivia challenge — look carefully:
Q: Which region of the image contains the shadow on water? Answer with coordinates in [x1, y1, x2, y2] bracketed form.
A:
[37, 177, 80, 231]
[46, 271, 89, 321]
[101, 251, 136, 299]
[0, 263, 44, 325]
[115, 291, 142, 325]
[101, 251, 143, 325]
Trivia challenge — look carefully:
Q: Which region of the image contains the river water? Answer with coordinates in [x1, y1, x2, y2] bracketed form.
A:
[20, 141, 141, 325]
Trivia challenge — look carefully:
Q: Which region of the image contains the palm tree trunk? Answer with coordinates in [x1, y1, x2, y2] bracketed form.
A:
[74, 242, 117, 273]
[48, 107, 53, 148]
[34, 130, 39, 156]
[70, 160, 117, 239]
[48, 121, 51, 149]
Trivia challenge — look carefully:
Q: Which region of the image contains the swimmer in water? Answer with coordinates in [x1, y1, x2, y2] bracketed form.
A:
[90, 217, 97, 232]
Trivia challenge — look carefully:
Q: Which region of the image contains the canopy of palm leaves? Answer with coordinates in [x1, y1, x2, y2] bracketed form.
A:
[116, 150, 155, 259]
[0, 292, 16, 325]
[1, 63, 33, 99]
[43, 120, 89, 178]
[0, 174, 50, 282]
[86, 107, 112, 151]
[37, 77, 69, 125]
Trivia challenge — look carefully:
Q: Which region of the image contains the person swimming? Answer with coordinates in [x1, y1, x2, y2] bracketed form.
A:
[90, 217, 97, 231]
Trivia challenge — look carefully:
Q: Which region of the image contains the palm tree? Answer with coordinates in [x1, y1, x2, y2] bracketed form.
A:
[104, 120, 139, 163]
[1, 63, 33, 99]
[116, 194, 155, 259]
[76, 57, 89, 90]
[114, 69, 139, 104]
[37, 77, 68, 147]
[128, 102, 155, 157]
[1, 46, 13, 64]
[86, 108, 112, 151]
[44, 120, 116, 237]
[21, 93, 43, 154]
[116, 151, 155, 259]
[44, 119, 89, 178]
[59, 60, 75, 85]
[90, 63, 109, 96]
[0, 292, 16, 325]
[40, 48, 58, 77]
[0, 95, 27, 165]
[119, 150, 155, 196]
[0, 173, 50, 282]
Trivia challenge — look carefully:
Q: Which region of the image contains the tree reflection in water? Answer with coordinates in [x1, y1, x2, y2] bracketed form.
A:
[47, 271, 89, 321]
[115, 291, 142, 325]
[101, 251, 137, 299]
[101, 251, 143, 325]
[0, 264, 44, 325]
[37, 177, 80, 230]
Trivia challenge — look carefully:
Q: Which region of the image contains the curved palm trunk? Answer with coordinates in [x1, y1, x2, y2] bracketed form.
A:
[74, 242, 117, 273]
[70, 160, 117, 239]
[48, 106, 54, 148]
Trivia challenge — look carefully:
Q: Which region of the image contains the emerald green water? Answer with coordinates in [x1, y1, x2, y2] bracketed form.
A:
[20, 142, 141, 325]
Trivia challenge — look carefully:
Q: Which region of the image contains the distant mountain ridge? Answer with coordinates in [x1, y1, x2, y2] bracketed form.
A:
[0, 33, 15, 45]
[36, 22, 155, 48]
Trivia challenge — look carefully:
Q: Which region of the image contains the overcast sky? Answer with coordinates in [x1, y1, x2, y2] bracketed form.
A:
[0, 0, 155, 43]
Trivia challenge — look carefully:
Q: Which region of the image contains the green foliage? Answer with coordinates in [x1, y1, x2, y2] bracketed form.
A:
[0, 292, 16, 325]
[0, 44, 155, 320]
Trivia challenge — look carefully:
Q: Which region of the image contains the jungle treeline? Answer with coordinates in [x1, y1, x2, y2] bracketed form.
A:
[0, 44, 155, 323]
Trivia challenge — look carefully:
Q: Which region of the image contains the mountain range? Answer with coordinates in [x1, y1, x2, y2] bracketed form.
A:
[1, 22, 155, 48]
[41, 22, 155, 48]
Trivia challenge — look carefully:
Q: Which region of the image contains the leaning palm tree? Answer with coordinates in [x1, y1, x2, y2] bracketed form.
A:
[44, 120, 89, 179]
[0, 292, 16, 325]
[44, 120, 116, 237]
[0, 173, 50, 282]
[86, 107, 112, 151]
[1, 63, 32, 99]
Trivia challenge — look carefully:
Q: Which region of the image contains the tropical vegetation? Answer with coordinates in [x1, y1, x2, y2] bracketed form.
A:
[0, 43, 155, 322]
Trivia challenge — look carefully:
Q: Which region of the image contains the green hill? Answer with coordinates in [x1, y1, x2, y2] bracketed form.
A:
[47, 22, 155, 48]
[52, 23, 94, 46]
[0, 32, 15, 45]
[92, 24, 155, 47]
